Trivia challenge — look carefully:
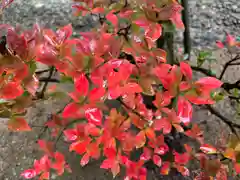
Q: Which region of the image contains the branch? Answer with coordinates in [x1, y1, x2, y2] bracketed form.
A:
[39, 77, 60, 83]
[38, 66, 55, 99]
[190, 65, 217, 77]
[205, 104, 240, 138]
[219, 54, 240, 80]
[35, 69, 51, 75]
[222, 80, 240, 91]
[117, 98, 149, 122]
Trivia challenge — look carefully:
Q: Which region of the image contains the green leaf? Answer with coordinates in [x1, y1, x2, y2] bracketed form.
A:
[131, 23, 141, 33]
[28, 61, 37, 74]
[211, 92, 224, 102]
[48, 91, 68, 99]
[233, 88, 239, 97]
[161, 21, 176, 33]
[60, 75, 73, 83]
[109, 1, 124, 11]
[0, 99, 9, 104]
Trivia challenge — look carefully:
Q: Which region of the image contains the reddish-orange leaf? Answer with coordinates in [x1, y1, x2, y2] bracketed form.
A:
[80, 153, 90, 167]
[85, 107, 102, 126]
[135, 131, 146, 149]
[195, 77, 223, 90]
[21, 169, 37, 179]
[106, 12, 118, 28]
[1, 82, 24, 99]
[177, 97, 192, 125]
[216, 41, 224, 48]
[200, 144, 217, 154]
[235, 163, 240, 174]
[145, 23, 162, 42]
[7, 117, 31, 132]
[174, 152, 191, 165]
[153, 155, 162, 167]
[160, 161, 170, 175]
[180, 61, 192, 80]
[223, 148, 235, 161]
[64, 129, 78, 141]
[74, 73, 89, 97]
[38, 140, 54, 157]
[153, 118, 172, 134]
[145, 127, 156, 142]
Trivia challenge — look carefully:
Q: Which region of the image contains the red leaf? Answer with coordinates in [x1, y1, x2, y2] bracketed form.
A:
[145, 23, 162, 42]
[35, 44, 58, 66]
[80, 154, 90, 167]
[106, 13, 118, 27]
[38, 140, 54, 156]
[100, 158, 114, 169]
[153, 118, 172, 134]
[123, 82, 142, 94]
[51, 152, 66, 176]
[56, 24, 73, 43]
[200, 144, 217, 154]
[1, 82, 24, 99]
[175, 165, 190, 176]
[7, 117, 31, 132]
[216, 41, 224, 48]
[64, 129, 78, 141]
[195, 77, 223, 90]
[145, 128, 156, 141]
[235, 163, 240, 174]
[6, 28, 27, 57]
[180, 62, 192, 80]
[140, 147, 152, 161]
[153, 155, 162, 167]
[174, 152, 191, 165]
[74, 73, 89, 97]
[226, 34, 235, 46]
[21, 169, 37, 179]
[111, 161, 120, 178]
[177, 97, 192, 125]
[89, 87, 105, 103]
[24, 75, 39, 96]
[69, 139, 90, 155]
[160, 162, 170, 175]
[85, 107, 102, 126]
[154, 144, 169, 155]
[135, 131, 146, 149]
[134, 19, 149, 27]
[62, 102, 83, 118]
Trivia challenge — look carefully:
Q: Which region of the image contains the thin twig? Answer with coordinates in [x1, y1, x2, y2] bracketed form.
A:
[38, 66, 55, 98]
[35, 69, 51, 75]
[205, 104, 240, 138]
[219, 54, 240, 80]
[39, 77, 60, 83]
[191, 65, 217, 77]
[54, 118, 84, 149]
[117, 98, 149, 122]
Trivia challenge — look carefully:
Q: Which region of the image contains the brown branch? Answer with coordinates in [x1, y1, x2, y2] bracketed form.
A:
[219, 54, 240, 80]
[222, 80, 240, 91]
[205, 104, 240, 138]
[38, 66, 55, 99]
[35, 69, 51, 75]
[39, 77, 60, 83]
[190, 65, 217, 77]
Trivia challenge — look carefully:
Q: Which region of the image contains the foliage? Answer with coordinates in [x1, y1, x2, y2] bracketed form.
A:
[0, 0, 239, 180]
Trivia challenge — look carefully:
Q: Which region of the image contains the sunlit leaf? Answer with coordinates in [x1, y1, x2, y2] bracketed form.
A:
[7, 117, 31, 132]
